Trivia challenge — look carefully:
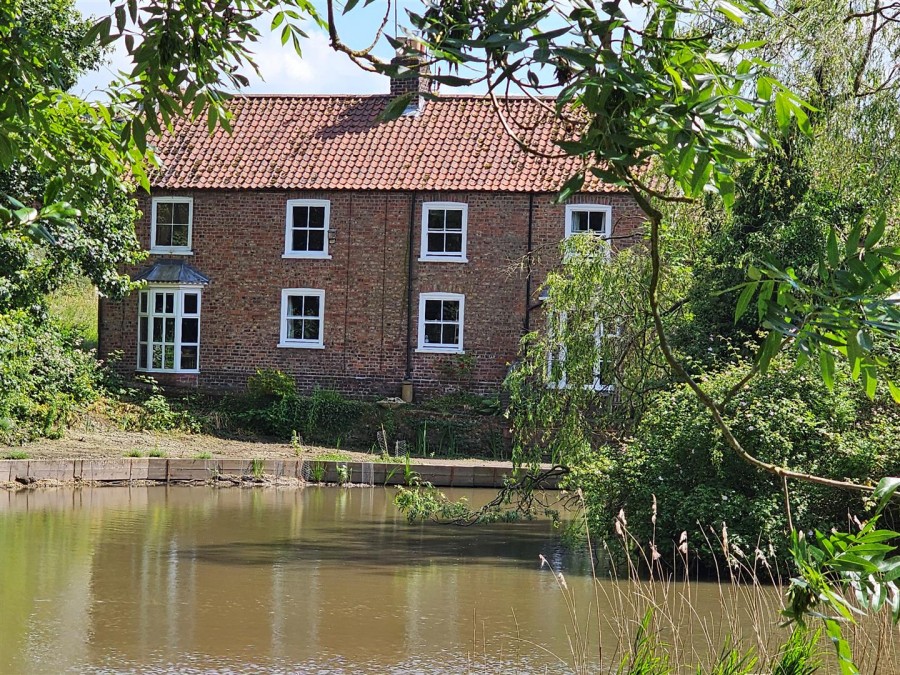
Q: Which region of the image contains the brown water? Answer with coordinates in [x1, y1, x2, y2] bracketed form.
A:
[1, 486, 605, 674]
[0, 486, 858, 674]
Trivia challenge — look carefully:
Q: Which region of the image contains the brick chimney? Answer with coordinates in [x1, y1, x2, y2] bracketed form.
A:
[389, 38, 430, 100]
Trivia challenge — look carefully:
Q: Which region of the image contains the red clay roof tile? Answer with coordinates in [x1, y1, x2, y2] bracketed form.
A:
[149, 94, 620, 193]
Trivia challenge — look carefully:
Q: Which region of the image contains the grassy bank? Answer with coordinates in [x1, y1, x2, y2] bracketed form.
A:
[47, 278, 98, 348]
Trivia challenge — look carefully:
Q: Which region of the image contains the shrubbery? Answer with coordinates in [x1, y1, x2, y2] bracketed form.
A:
[235, 369, 368, 445]
[575, 357, 900, 565]
[0, 311, 103, 442]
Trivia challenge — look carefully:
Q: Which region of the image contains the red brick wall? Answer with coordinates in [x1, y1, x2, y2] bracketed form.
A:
[99, 190, 645, 399]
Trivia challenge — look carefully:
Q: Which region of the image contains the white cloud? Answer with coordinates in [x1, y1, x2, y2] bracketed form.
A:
[73, 0, 387, 96]
[242, 29, 386, 95]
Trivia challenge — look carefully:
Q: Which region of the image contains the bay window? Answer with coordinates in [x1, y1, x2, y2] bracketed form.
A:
[137, 287, 201, 373]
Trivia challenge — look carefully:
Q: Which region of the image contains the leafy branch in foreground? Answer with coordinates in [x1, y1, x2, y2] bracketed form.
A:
[731, 213, 900, 402]
[784, 477, 900, 674]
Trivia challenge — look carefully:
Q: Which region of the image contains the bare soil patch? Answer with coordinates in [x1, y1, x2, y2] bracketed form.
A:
[7, 416, 515, 468]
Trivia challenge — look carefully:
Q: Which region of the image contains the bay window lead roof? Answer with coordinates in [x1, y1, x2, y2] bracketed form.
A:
[134, 260, 210, 285]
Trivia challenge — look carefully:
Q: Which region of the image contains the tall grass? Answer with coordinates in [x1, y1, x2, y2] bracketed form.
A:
[47, 278, 98, 348]
[489, 494, 900, 674]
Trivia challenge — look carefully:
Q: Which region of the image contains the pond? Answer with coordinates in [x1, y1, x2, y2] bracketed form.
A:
[0, 485, 867, 674]
[1, 486, 604, 673]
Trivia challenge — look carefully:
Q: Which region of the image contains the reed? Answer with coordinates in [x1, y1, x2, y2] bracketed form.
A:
[493, 494, 899, 674]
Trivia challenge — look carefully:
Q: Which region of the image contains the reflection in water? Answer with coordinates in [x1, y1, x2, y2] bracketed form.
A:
[0, 487, 593, 674]
[1, 486, 824, 674]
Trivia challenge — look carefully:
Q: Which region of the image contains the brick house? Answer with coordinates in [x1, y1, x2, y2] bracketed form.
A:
[98, 70, 645, 400]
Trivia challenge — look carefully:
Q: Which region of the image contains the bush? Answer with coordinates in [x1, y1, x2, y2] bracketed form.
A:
[247, 368, 296, 400]
[233, 376, 366, 445]
[304, 388, 365, 444]
[0, 310, 102, 442]
[578, 357, 900, 566]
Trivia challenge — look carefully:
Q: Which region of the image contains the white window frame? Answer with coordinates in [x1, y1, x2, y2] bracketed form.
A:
[417, 292, 465, 354]
[136, 286, 202, 374]
[150, 197, 193, 255]
[565, 204, 613, 240]
[279, 288, 326, 349]
[283, 199, 332, 259]
[419, 202, 468, 263]
[547, 314, 615, 393]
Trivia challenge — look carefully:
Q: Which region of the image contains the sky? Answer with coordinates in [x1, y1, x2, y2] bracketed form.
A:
[73, 1, 481, 97]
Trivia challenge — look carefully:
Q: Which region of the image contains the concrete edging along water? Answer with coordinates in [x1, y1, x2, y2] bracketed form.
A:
[0, 458, 560, 489]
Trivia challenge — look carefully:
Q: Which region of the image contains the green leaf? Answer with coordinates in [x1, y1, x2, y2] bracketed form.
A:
[132, 118, 146, 153]
[861, 366, 877, 400]
[0, 133, 14, 169]
[888, 381, 900, 404]
[827, 228, 840, 267]
[774, 91, 791, 132]
[556, 172, 585, 203]
[378, 93, 415, 122]
[875, 477, 900, 511]
[820, 349, 835, 390]
[734, 282, 756, 323]
[757, 331, 781, 373]
[865, 213, 887, 250]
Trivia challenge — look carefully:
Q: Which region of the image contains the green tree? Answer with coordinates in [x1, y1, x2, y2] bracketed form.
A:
[0, 0, 322, 299]
[0, 0, 142, 309]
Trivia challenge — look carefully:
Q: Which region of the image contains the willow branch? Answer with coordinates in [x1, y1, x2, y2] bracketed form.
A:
[720, 335, 791, 406]
[629, 180, 874, 496]
[853, 0, 881, 96]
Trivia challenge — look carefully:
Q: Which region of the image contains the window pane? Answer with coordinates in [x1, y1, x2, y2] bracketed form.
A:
[427, 209, 444, 231]
[164, 346, 175, 369]
[302, 318, 320, 341]
[138, 345, 148, 369]
[139, 317, 148, 341]
[424, 300, 441, 321]
[427, 233, 444, 253]
[288, 296, 304, 317]
[292, 229, 308, 251]
[154, 293, 164, 313]
[445, 209, 463, 230]
[442, 301, 459, 321]
[307, 230, 325, 252]
[156, 202, 173, 224]
[445, 233, 462, 253]
[152, 345, 163, 369]
[287, 318, 303, 340]
[589, 211, 606, 233]
[180, 346, 198, 370]
[153, 317, 163, 339]
[303, 296, 320, 317]
[183, 294, 198, 314]
[139, 292, 148, 314]
[572, 211, 588, 232]
[292, 206, 309, 227]
[155, 223, 172, 247]
[308, 207, 325, 229]
[164, 318, 176, 342]
[173, 202, 190, 224]
[181, 318, 199, 344]
[442, 324, 459, 346]
[171, 224, 189, 247]
[164, 294, 174, 314]
[424, 323, 441, 344]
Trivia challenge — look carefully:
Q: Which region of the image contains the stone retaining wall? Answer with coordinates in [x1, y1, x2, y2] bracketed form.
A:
[0, 459, 559, 489]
